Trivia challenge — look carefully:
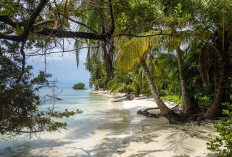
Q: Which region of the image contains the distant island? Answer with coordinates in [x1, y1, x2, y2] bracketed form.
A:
[72, 83, 85, 89]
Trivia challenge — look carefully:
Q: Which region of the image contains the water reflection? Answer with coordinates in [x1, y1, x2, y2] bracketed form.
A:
[0, 89, 133, 157]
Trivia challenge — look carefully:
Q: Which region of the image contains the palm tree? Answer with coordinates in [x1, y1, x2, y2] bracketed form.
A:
[74, 0, 115, 80]
[154, 52, 180, 95]
[165, 0, 232, 119]
[116, 30, 198, 115]
[116, 31, 178, 118]
[195, 0, 232, 119]
[176, 45, 197, 114]
[140, 56, 174, 115]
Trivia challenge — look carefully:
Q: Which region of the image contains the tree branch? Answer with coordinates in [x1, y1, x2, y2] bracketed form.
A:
[114, 33, 172, 38]
[0, 0, 115, 42]
[0, 33, 22, 41]
[0, 15, 24, 28]
[22, 0, 49, 40]
[33, 19, 55, 27]
[27, 45, 101, 57]
[59, 12, 98, 33]
[38, 28, 107, 40]
[16, 41, 26, 83]
[107, 0, 114, 37]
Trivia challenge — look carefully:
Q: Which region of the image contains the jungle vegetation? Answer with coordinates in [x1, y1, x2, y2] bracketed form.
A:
[0, 0, 232, 151]
[73, 83, 85, 89]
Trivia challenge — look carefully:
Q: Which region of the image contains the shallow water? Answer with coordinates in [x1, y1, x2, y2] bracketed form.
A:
[0, 88, 133, 157]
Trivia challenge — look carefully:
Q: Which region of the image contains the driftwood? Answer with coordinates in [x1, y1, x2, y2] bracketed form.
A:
[137, 108, 161, 118]
[113, 98, 126, 102]
[137, 106, 206, 124]
[46, 95, 62, 100]
[113, 94, 135, 102]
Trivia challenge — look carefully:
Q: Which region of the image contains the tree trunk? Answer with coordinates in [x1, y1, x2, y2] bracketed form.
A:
[155, 83, 160, 97]
[176, 46, 196, 114]
[141, 59, 173, 115]
[204, 60, 228, 119]
[102, 41, 114, 79]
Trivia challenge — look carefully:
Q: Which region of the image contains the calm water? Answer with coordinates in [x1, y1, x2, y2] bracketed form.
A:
[0, 88, 132, 157]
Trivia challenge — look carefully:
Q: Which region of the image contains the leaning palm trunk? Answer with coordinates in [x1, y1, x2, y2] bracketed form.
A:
[141, 59, 173, 115]
[176, 46, 196, 114]
[204, 60, 228, 119]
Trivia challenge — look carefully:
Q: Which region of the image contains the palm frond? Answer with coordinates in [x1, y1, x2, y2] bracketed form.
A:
[116, 30, 172, 73]
[74, 40, 82, 68]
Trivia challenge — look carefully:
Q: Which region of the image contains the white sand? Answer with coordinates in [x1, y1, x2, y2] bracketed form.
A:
[9, 91, 217, 157]
[117, 96, 217, 157]
[89, 90, 218, 156]
[29, 129, 111, 156]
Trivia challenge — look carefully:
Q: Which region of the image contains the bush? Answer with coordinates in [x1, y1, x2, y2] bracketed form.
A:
[161, 95, 182, 104]
[207, 103, 232, 157]
[0, 52, 82, 136]
[73, 83, 85, 89]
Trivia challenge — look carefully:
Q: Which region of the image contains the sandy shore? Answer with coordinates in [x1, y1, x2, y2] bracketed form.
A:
[0, 90, 218, 157]
[92, 90, 218, 157]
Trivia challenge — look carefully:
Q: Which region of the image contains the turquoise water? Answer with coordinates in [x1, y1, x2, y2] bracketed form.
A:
[0, 88, 132, 157]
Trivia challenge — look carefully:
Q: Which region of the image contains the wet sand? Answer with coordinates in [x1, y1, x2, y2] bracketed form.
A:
[0, 90, 219, 157]
[92, 90, 218, 157]
[0, 91, 133, 157]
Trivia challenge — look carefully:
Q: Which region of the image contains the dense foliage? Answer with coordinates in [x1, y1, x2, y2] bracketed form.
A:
[0, 0, 232, 154]
[0, 46, 82, 136]
[73, 83, 85, 89]
[207, 103, 232, 156]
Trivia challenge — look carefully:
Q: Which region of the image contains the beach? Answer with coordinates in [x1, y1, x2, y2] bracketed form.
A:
[0, 89, 218, 157]
[92, 90, 218, 157]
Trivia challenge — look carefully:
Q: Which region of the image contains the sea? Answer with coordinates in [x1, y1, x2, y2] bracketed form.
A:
[0, 87, 133, 157]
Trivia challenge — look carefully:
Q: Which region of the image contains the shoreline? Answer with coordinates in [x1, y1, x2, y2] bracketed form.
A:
[91, 89, 218, 157]
[0, 89, 218, 157]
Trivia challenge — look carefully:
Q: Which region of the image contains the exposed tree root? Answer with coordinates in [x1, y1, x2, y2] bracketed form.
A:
[136, 107, 203, 124]
[137, 108, 160, 118]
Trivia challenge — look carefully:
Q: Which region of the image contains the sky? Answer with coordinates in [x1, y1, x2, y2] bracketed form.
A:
[28, 48, 90, 88]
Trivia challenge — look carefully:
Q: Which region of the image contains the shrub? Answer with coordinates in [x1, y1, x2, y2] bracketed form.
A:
[73, 83, 85, 89]
[207, 103, 232, 157]
[161, 95, 182, 104]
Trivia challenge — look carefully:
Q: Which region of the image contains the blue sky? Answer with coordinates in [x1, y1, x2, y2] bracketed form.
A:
[28, 49, 90, 88]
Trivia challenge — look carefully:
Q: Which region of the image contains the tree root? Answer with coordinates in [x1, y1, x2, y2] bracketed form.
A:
[137, 107, 205, 124]
[137, 108, 184, 124]
[137, 108, 163, 118]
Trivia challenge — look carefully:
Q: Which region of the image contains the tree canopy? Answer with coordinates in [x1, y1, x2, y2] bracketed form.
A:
[1, 0, 232, 143]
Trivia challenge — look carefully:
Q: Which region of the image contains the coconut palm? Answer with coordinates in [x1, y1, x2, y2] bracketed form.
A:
[176, 45, 198, 114]
[156, 0, 232, 119]
[116, 31, 179, 118]
[153, 52, 180, 95]
[74, 0, 115, 79]
[194, 0, 232, 119]
[166, 0, 232, 118]
[116, 29, 198, 115]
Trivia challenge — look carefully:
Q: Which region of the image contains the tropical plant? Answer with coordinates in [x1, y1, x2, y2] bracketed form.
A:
[154, 52, 180, 95]
[207, 103, 232, 156]
[161, 0, 232, 119]
[73, 83, 85, 89]
[116, 29, 197, 115]
[0, 45, 82, 136]
[74, 0, 115, 79]
[116, 31, 179, 119]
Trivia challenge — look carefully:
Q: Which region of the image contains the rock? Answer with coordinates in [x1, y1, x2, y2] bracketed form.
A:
[135, 94, 140, 97]
[126, 94, 135, 100]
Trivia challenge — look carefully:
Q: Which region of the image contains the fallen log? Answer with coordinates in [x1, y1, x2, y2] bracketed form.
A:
[137, 108, 160, 118]
[46, 94, 62, 100]
[113, 98, 126, 102]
